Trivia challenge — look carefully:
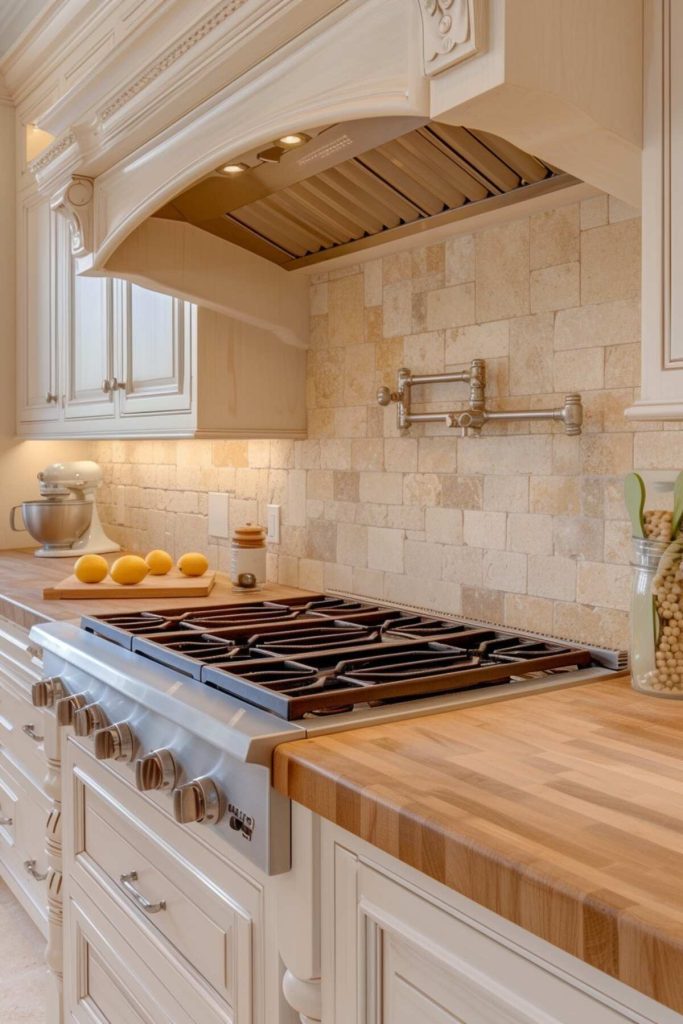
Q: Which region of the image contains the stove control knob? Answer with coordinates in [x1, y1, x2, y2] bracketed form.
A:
[135, 749, 177, 792]
[32, 677, 65, 708]
[55, 693, 87, 727]
[73, 702, 108, 738]
[172, 777, 223, 825]
[93, 723, 135, 763]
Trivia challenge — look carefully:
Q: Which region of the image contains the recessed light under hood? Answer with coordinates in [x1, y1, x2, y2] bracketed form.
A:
[153, 118, 579, 270]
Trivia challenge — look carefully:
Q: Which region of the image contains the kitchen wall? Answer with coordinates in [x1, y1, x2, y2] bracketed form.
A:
[0, 83, 88, 550]
[92, 194, 682, 651]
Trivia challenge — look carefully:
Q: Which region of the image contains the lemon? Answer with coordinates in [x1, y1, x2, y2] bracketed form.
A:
[145, 549, 173, 576]
[110, 555, 149, 586]
[177, 552, 209, 577]
[74, 554, 109, 584]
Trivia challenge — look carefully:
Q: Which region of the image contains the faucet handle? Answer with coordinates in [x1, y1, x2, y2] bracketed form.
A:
[376, 386, 397, 407]
[562, 394, 583, 435]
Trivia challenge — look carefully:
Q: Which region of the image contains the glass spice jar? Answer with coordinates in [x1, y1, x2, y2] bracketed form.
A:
[230, 523, 267, 587]
[629, 478, 683, 697]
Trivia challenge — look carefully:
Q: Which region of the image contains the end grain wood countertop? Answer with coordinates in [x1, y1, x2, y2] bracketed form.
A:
[274, 677, 683, 1015]
[0, 548, 314, 627]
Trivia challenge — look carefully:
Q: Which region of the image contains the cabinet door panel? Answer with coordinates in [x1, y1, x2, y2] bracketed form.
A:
[64, 270, 115, 420]
[119, 283, 192, 416]
[18, 196, 60, 424]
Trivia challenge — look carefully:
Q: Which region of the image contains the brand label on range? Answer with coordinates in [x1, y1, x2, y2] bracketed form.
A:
[228, 803, 254, 841]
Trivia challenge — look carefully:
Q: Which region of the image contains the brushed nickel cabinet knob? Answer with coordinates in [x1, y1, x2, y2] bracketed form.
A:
[32, 677, 65, 708]
[172, 777, 223, 825]
[93, 722, 135, 762]
[135, 749, 177, 791]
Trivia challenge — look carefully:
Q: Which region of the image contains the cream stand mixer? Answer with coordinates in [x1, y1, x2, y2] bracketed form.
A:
[10, 460, 120, 557]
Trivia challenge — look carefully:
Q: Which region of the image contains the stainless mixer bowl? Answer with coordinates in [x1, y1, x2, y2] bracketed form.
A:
[10, 499, 92, 549]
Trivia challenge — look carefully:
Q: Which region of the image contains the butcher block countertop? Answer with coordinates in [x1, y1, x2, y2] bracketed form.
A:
[274, 677, 683, 1015]
[0, 548, 314, 627]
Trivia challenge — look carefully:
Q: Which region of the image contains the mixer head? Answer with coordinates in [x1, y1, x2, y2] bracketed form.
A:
[38, 461, 103, 498]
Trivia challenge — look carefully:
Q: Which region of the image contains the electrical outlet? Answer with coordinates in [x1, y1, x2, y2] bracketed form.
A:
[208, 492, 230, 538]
[267, 504, 280, 544]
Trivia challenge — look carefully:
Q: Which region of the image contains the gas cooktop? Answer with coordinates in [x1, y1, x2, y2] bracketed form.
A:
[82, 596, 623, 721]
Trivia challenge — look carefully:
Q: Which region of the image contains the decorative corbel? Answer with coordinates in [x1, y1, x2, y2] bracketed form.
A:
[50, 175, 94, 257]
[418, 0, 486, 75]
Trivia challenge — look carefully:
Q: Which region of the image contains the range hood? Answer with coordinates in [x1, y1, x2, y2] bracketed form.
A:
[153, 117, 578, 271]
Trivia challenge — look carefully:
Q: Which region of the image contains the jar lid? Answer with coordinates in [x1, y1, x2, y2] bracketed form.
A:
[232, 522, 266, 547]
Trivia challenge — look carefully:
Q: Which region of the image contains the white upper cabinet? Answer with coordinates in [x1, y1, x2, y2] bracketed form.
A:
[16, 200, 306, 440]
[627, 0, 683, 421]
[17, 195, 59, 423]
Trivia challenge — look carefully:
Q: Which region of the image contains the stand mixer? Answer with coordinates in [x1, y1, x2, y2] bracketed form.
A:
[11, 461, 121, 558]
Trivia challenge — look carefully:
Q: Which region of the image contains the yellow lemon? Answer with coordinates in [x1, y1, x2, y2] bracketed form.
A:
[110, 555, 149, 586]
[177, 552, 209, 577]
[74, 554, 109, 584]
[145, 549, 173, 576]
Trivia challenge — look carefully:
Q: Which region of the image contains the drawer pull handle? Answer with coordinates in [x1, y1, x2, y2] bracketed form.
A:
[22, 724, 44, 742]
[120, 871, 166, 914]
[24, 859, 47, 881]
[0, 816, 12, 826]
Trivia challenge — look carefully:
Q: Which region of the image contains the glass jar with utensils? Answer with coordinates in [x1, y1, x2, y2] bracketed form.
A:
[627, 471, 683, 696]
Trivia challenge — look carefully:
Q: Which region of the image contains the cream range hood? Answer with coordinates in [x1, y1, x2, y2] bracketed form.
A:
[22, 0, 642, 346]
[153, 116, 576, 271]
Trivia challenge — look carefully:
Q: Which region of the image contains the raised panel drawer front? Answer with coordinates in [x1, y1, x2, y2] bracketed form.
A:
[0, 673, 45, 792]
[66, 880, 230, 1024]
[0, 755, 48, 927]
[71, 760, 251, 1014]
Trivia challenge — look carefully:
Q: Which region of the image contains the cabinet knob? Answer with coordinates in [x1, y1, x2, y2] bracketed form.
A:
[55, 692, 87, 727]
[32, 676, 65, 708]
[44, 391, 58, 404]
[135, 748, 178, 791]
[73, 702, 107, 737]
[93, 722, 135, 762]
[102, 377, 125, 393]
[172, 777, 223, 825]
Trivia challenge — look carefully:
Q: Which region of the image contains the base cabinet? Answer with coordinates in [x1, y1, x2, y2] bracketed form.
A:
[321, 821, 683, 1024]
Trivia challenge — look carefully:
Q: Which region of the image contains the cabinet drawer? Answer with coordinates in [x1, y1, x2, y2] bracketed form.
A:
[66, 880, 230, 1024]
[0, 755, 48, 928]
[0, 672, 45, 790]
[72, 762, 250, 1011]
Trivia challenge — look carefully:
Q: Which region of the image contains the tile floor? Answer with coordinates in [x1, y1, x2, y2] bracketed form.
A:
[0, 880, 47, 1022]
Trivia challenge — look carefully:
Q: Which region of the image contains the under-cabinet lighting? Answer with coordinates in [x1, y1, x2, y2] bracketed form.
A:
[278, 133, 310, 147]
[219, 162, 248, 175]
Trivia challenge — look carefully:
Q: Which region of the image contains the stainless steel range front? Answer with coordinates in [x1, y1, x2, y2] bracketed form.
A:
[31, 594, 625, 874]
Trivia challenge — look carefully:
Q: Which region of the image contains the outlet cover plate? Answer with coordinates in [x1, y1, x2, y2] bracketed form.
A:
[267, 504, 280, 544]
[208, 492, 230, 538]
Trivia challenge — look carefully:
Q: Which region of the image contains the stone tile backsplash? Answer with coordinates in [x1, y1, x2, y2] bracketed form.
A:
[91, 193, 683, 651]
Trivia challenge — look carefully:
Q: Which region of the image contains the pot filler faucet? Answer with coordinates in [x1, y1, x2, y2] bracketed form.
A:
[377, 359, 583, 436]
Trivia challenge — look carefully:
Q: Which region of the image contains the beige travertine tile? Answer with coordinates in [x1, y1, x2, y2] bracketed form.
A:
[553, 515, 604, 560]
[527, 554, 576, 601]
[605, 343, 640, 388]
[581, 219, 641, 304]
[425, 283, 475, 331]
[475, 218, 530, 322]
[384, 437, 417, 473]
[320, 439, 352, 470]
[554, 298, 640, 350]
[529, 476, 580, 516]
[337, 522, 368, 567]
[460, 585, 504, 622]
[403, 472, 442, 506]
[484, 475, 529, 512]
[333, 471, 359, 503]
[367, 526, 404, 573]
[445, 234, 475, 284]
[310, 281, 328, 316]
[365, 306, 383, 344]
[383, 282, 413, 336]
[603, 519, 632, 565]
[530, 262, 580, 312]
[418, 437, 457, 474]
[404, 540, 443, 579]
[351, 438, 384, 471]
[328, 273, 364, 346]
[576, 560, 631, 611]
[352, 566, 385, 599]
[463, 510, 507, 549]
[633, 431, 683, 469]
[553, 601, 629, 648]
[580, 195, 608, 230]
[364, 259, 383, 306]
[445, 320, 509, 365]
[343, 343, 376, 405]
[425, 507, 463, 544]
[505, 593, 555, 635]
[460, 435, 553, 476]
[507, 513, 553, 555]
[441, 475, 484, 510]
[508, 313, 554, 395]
[608, 196, 639, 223]
[383, 250, 413, 284]
[530, 204, 579, 269]
[483, 550, 527, 593]
[359, 472, 403, 504]
[212, 440, 248, 467]
[443, 545, 483, 585]
[580, 434, 633, 475]
[404, 331, 445, 373]
[299, 558, 325, 591]
[309, 348, 345, 408]
[554, 346, 604, 392]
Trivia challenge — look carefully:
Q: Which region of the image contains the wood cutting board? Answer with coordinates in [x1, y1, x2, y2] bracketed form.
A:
[43, 569, 216, 600]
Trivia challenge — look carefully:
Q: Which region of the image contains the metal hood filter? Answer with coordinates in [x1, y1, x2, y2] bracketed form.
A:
[154, 119, 578, 269]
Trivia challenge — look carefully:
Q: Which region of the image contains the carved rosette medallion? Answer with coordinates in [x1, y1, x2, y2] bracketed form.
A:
[419, 0, 486, 75]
